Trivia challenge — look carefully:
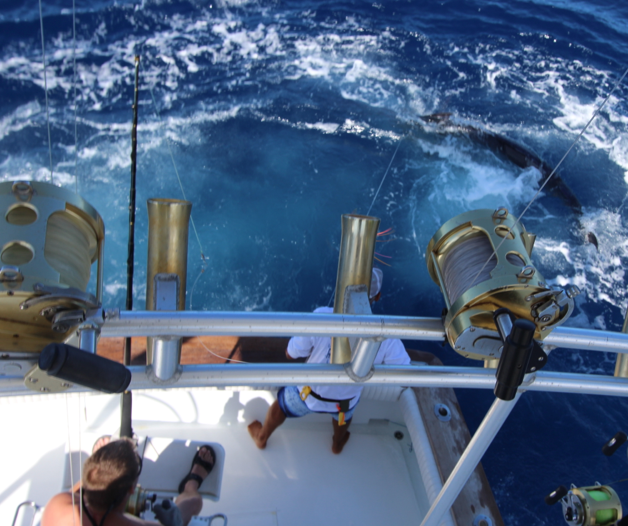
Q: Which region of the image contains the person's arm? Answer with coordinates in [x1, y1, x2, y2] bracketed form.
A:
[286, 336, 315, 361]
[380, 339, 411, 365]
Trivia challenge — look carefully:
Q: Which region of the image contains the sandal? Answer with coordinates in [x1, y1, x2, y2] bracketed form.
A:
[178, 445, 215, 494]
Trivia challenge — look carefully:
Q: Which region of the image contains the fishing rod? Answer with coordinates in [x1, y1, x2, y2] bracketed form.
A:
[120, 55, 141, 440]
[125, 55, 140, 367]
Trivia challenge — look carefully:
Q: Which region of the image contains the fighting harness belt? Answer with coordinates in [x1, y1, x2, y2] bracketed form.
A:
[300, 386, 354, 425]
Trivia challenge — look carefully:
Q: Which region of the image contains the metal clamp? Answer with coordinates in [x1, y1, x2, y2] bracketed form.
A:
[20, 283, 99, 311]
[12, 181, 35, 202]
[528, 285, 580, 331]
[0, 265, 24, 283]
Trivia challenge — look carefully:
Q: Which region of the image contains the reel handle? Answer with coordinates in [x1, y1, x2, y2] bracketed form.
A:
[602, 432, 627, 456]
[544, 485, 568, 506]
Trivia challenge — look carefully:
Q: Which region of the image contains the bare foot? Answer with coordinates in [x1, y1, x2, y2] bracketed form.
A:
[331, 431, 351, 454]
[248, 420, 267, 449]
[182, 446, 214, 493]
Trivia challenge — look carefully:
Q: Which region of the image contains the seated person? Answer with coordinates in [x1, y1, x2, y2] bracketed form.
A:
[41, 437, 214, 526]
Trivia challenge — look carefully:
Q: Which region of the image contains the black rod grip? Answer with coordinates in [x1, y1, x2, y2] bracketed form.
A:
[39, 343, 132, 394]
[494, 319, 535, 401]
[120, 390, 133, 438]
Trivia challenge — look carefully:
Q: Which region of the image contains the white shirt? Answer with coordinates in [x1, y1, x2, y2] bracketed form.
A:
[287, 307, 410, 413]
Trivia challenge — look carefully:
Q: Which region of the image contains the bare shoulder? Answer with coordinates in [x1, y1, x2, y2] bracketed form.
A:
[40, 492, 75, 526]
[40, 493, 160, 526]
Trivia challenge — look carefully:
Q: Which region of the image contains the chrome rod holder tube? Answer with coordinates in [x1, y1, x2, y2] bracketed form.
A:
[78, 328, 98, 354]
[151, 337, 181, 382]
[347, 338, 383, 380]
[344, 285, 382, 380]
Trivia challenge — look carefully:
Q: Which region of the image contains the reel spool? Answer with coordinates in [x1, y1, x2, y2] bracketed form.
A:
[426, 208, 579, 360]
[126, 484, 156, 516]
[561, 485, 622, 526]
[0, 181, 104, 352]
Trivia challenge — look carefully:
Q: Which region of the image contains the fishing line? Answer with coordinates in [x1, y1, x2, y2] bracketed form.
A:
[65, 393, 77, 526]
[148, 85, 208, 309]
[469, 64, 628, 290]
[198, 339, 249, 364]
[78, 393, 84, 526]
[38, 0, 54, 183]
[366, 136, 403, 216]
[327, 136, 404, 307]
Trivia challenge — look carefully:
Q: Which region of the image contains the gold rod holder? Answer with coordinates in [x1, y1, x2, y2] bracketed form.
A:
[331, 214, 380, 364]
[146, 198, 191, 367]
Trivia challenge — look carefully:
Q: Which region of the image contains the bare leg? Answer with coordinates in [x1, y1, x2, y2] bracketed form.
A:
[248, 400, 287, 449]
[175, 446, 214, 525]
[331, 418, 352, 454]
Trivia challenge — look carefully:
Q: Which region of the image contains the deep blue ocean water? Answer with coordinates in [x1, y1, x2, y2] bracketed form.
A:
[1, 0, 628, 524]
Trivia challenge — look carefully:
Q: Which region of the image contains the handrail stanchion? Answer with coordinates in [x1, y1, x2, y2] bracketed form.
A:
[419, 393, 522, 526]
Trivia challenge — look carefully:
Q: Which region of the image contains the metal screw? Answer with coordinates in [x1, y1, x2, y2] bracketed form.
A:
[538, 356, 544, 361]
[61, 382, 71, 388]
[473, 514, 493, 526]
[29, 377, 38, 383]
[540, 315, 552, 323]
[434, 403, 452, 422]
[531, 367, 537, 372]
[40, 387, 49, 392]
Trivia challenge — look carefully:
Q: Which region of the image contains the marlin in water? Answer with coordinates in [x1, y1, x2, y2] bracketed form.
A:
[418, 112, 583, 214]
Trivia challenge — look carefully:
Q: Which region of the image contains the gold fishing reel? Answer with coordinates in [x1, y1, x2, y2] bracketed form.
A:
[0, 181, 104, 352]
[426, 207, 579, 361]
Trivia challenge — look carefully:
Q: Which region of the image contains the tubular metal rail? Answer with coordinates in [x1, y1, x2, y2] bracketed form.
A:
[11, 501, 40, 526]
[3, 310, 628, 397]
[5, 309, 628, 526]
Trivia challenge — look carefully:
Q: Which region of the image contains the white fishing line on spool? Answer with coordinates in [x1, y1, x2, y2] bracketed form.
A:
[441, 235, 525, 305]
[45, 211, 98, 291]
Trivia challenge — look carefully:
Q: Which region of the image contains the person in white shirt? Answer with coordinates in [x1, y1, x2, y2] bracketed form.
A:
[248, 268, 410, 454]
